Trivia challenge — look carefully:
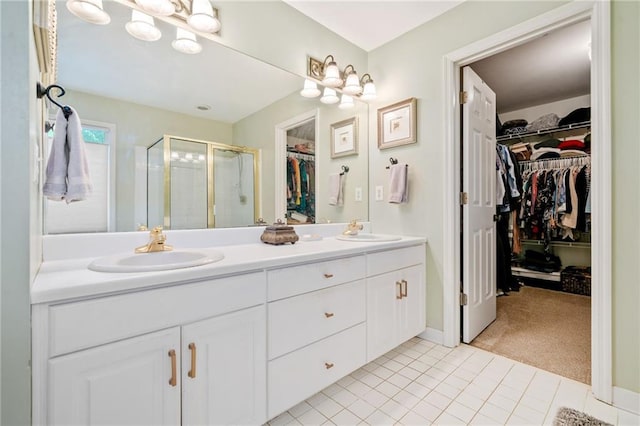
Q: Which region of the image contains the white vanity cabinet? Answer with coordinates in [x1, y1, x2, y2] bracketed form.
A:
[33, 272, 267, 426]
[366, 246, 427, 361]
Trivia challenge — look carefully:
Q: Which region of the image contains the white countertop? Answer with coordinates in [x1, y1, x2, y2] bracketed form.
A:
[32, 231, 426, 304]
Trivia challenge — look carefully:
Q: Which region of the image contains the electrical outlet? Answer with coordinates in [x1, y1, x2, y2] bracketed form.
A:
[375, 185, 384, 201]
[355, 187, 362, 202]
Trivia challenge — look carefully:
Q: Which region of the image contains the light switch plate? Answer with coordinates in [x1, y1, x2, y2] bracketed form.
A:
[375, 185, 384, 201]
[355, 187, 362, 201]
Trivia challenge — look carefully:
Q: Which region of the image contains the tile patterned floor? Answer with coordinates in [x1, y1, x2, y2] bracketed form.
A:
[268, 338, 639, 425]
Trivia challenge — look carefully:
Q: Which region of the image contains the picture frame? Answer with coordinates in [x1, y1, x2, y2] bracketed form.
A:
[330, 117, 358, 158]
[377, 97, 417, 149]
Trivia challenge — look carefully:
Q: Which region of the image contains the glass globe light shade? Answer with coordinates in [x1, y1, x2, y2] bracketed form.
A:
[360, 81, 377, 101]
[187, 0, 221, 33]
[135, 0, 175, 16]
[338, 94, 355, 109]
[125, 10, 161, 41]
[322, 62, 343, 88]
[172, 28, 202, 54]
[342, 72, 362, 95]
[320, 88, 339, 104]
[66, 0, 111, 25]
[300, 79, 321, 98]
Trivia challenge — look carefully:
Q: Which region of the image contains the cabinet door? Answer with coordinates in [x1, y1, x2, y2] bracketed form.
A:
[48, 328, 181, 426]
[181, 305, 266, 426]
[366, 272, 402, 361]
[367, 265, 426, 362]
[396, 264, 426, 343]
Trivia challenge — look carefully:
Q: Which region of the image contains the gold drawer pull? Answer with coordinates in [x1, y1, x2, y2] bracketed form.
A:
[325, 362, 334, 369]
[324, 312, 334, 318]
[168, 349, 177, 387]
[323, 273, 334, 278]
[188, 343, 197, 379]
[396, 281, 403, 299]
[401, 279, 408, 297]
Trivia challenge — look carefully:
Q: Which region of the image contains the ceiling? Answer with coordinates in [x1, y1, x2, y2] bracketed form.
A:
[283, 0, 464, 52]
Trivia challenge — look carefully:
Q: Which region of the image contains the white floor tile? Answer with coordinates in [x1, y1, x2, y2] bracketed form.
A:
[387, 373, 412, 389]
[330, 409, 361, 426]
[338, 375, 356, 388]
[322, 383, 344, 398]
[455, 390, 486, 412]
[465, 382, 497, 401]
[452, 366, 479, 382]
[365, 409, 395, 425]
[397, 366, 422, 381]
[412, 400, 444, 422]
[392, 353, 414, 366]
[470, 413, 501, 425]
[408, 359, 430, 372]
[435, 381, 463, 400]
[512, 402, 547, 424]
[583, 394, 619, 425]
[284, 418, 302, 425]
[478, 401, 512, 424]
[296, 407, 328, 425]
[493, 383, 526, 402]
[423, 390, 453, 411]
[346, 381, 372, 398]
[433, 411, 467, 425]
[307, 392, 329, 408]
[404, 381, 432, 399]
[315, 398, 343, 419]
[443, 373, 471, 390]
[331, 389, 358, 408]
[392, 390, 421, 410]
[380, 398, 410, 420]
[347, 399, 377, 420]
[371, 365, 394, 380]
[398, 410, 430, 426]
[381, 359, 404, 373]
[402, 348, 422, 360]
[425, 367, 450, 381]
[434, 360, 458, 373]
[445, 400, 476, 423]
[505, 413, 535, 425]
[288, 401, 313, 418]
[487, 391, 519, 414]
[617, 408, 640, 426]
[362, 389, 389, 408]
[417, 353, 441, 367]
[376, 381, 402, 399]
[359, 372, 384, 389]
[269, 411, 294, 426]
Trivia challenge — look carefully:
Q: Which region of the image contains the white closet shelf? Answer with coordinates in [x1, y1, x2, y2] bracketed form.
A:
[520, 239, 591, 248]
[498, 121, 590, 143]
[511, 266, 561, 282]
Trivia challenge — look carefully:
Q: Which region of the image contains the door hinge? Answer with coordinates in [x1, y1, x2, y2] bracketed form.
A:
[460, 293, 468, 306]
[460, 192, 468, 205]
[459, 91, 468, 104]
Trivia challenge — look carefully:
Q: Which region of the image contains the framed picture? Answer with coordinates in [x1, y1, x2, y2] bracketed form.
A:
[330, 117, 358, 158]
[377, 97, 417, 149]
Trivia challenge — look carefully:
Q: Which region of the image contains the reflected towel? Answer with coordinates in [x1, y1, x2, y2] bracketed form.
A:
[328, 173, 343, 206]
[43, 107, 92, 203]
[388, 163, 408, 203]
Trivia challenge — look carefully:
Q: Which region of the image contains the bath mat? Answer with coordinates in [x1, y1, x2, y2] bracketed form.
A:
[553, 407, 613, 426]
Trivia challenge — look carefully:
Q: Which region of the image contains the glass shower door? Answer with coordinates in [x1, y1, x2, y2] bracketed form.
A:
[168, 138, 208, 229]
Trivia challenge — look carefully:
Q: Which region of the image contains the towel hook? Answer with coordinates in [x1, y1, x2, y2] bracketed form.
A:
[340, 165, 349, 175]
[386, 157, 402, 169]
[36, 82, 73, 119]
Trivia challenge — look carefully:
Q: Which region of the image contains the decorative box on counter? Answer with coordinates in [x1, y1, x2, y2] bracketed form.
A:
[260, 220, 299, 245]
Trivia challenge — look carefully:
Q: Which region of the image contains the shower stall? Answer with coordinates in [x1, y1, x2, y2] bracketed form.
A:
[147, 135, 260, 229]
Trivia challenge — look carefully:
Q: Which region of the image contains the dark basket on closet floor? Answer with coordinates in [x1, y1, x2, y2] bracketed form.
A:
[560, 266, 591, 296]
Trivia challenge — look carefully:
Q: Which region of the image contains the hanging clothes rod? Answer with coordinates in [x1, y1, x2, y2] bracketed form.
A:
[287, 151, 314, 162]
[36, 82, 73, 119]
[519, 155, 590, 172]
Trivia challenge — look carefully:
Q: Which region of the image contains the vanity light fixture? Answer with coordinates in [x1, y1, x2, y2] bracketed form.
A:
[320, 88, 339, 104]
[125, 10, 162, 41]
[172, 27, 202, 54]
[304, 55, 377, 102]
[66, 0, 111, 25]
[134, 0, 175, 16]
[338, 94, 355, 110]
[187, 0, 221, 33]
[300, 79, 321, 98]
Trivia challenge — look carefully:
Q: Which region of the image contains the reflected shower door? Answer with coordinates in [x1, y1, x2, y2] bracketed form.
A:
[169, 139, 208, 229]
[146, 139, 165, 229]
[213, 150, 255, 228]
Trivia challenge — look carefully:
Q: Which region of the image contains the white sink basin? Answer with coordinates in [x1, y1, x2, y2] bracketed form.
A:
[88, 249, 224, 273]
[335, 234, 402, 242]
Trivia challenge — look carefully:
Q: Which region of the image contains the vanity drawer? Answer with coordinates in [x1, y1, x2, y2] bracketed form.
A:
[48, 272, 265, 357]
[268, 280, 365, 360]
[367, 245, 425, 277]
[268, 322, 366, 419]
[267, 255, 365, 301]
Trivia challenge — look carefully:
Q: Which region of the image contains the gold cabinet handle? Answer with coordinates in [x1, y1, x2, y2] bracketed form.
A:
[325, 362, 334, 369]
[396, 281, 403, 299]
[401, 279, 408, 297]
[324, 312, 334, 318]
[323, 273, 334, 279]
[168, 349, 177, 387]
[188, 343, 197, 379]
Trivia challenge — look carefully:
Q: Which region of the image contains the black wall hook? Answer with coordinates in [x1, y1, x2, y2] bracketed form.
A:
[37, 82, 73, 119]
[340, 165, 349, 175]
[386, 157, 399, 169]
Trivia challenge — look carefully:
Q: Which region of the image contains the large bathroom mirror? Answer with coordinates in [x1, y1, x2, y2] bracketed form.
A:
[45, 0, 369, 233]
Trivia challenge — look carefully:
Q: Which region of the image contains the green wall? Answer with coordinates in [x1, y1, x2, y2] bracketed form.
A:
[367, 0, 639, 394]
[611, 0, 640, 395]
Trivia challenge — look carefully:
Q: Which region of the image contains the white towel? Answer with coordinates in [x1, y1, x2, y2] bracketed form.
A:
[43, 107, 92, 203]
[388, 163, 408, 203]
[328, 173, 343, 206]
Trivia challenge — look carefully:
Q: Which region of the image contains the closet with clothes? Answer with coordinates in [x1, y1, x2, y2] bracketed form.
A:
[285, 119, 316, 224]
[498, 113, 592, 296]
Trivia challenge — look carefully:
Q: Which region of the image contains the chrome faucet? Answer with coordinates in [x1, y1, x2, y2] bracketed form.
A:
[135, 227, 173, 253]
[342, 220, 364, 236]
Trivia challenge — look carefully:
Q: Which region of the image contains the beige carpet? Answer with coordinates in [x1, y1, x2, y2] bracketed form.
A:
[470, 286, 591, 384]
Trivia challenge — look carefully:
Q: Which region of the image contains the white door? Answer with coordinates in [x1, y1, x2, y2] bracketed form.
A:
[181, 305, 266, 426]
[462, 66, 497, 343]
[48, 328, 181, 426]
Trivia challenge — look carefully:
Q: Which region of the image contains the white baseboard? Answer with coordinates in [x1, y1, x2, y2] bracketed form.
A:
[418, 327, 444, 345]
[613, 386, 640, 415]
